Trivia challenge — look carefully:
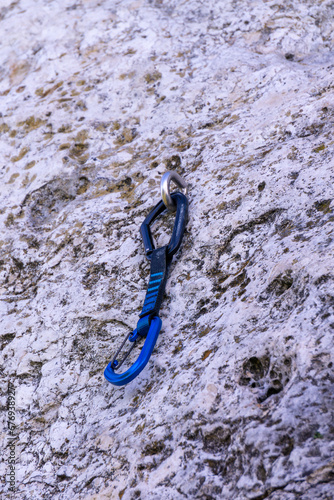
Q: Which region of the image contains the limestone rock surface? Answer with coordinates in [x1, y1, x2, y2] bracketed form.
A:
[1, 1, 334, 499]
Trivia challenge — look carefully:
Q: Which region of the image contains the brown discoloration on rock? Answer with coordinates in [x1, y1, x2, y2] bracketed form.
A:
[11, 147, 30, 162]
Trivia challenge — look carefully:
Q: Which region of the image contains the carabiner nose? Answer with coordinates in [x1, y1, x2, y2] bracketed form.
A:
[104, 317, 162, 386]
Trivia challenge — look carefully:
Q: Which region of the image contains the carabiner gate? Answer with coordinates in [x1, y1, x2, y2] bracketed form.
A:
[104, 176, 188, 386]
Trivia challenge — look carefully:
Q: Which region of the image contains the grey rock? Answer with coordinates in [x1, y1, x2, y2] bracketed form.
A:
[0, 0, 333, 499]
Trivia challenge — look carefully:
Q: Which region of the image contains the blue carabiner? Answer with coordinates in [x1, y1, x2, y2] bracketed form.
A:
[104, 317, 162, 386]
[104, 185, 188, 386]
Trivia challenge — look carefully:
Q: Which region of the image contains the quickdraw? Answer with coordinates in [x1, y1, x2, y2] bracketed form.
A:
[104, 171, 188, 386]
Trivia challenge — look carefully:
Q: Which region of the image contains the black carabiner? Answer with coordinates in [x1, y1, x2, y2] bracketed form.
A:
[141, 191, 188, 260]
[137, 192, 188, 337]
[104, 189, 188, 386]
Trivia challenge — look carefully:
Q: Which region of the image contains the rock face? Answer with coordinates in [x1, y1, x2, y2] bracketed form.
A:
[1, 1, 334, 499]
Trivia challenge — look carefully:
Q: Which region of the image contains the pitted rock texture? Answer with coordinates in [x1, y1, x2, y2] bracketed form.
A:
[1, 1, 334, 499]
